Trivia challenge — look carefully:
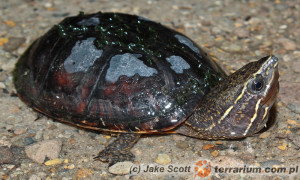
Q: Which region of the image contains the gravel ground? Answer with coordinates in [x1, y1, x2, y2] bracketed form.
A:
[0, 0, 299, 179]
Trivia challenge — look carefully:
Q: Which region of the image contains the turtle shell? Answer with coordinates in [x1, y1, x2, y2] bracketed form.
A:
[13, 12, 224, 133]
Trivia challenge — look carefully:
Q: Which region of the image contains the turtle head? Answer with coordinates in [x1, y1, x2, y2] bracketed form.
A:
[186, 55, 279, 139]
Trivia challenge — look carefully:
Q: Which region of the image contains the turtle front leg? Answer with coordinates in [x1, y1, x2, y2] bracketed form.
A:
[95, 133, 140, 166]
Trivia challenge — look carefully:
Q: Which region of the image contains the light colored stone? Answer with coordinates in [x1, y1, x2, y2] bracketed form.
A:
[211, 150, 219, 157]
[108, 161, 134, 175]
[0, 82, 5, 89]
[14, 127, 27, 135]
[25, 139, 62, 164]
[44, 158, 62, 166]
[1, 59, 16, 71]
[68, 164, 75, 169]
[277, 38, 297, 51]
[292, 61, 300, 73]
[176, 141, 189, 149]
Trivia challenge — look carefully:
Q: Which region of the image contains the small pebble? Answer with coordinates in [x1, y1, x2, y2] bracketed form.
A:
[45, 158, 62, 166]
[25, 139, 62, 164]
[277, 38, 297, 51]
[255, 35, 263, 40]
[44, 2, 53, 8]
[279, 24, 287, 29]
[104, 135, 111, 139]
[203, 144, 214, 150]
[282, 54, 291, 62]
[3, 37, 26, 52]
[108, 161, 134, 175]
[1, 60, 16, 71]
[14, 128, 27, 135]
[68, 164, 75, 170]
[291, 61, 300, 73]
[64, 159, 69, 164]
[248, 17, 261, 26]
[211, 150, 219, 157]
[156, 153, 171, 165]
[175, 141, 189, 149]
[0, 82, 5, 89]
[24, 137, 35, 146]
[215, 141, 223, 145]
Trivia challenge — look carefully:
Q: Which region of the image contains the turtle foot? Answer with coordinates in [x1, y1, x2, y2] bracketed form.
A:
[94, 133, 140, 166]
[95, 148, 135, 166]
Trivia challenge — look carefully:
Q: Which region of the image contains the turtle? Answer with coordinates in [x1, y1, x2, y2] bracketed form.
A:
[13, 12, 279, 166]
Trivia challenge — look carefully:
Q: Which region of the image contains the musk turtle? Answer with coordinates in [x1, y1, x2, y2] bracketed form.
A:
[13, 12, 279, 166]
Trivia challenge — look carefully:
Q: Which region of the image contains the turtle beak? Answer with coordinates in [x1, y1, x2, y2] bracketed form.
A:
[261, 66, 279, 107]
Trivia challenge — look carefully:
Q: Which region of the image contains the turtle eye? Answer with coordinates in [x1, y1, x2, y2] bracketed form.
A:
[248, 75, 265, 93]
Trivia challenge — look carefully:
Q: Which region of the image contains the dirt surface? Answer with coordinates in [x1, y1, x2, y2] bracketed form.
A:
[0, 0, 299, 179]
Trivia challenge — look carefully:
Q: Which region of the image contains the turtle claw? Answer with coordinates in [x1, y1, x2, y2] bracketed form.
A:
[94, 133, 140, 166]
[94, 150, 109, 162]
